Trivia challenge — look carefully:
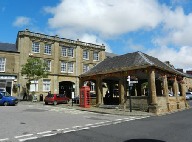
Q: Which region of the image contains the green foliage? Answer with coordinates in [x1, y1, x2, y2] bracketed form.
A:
[21, 57, 48, 81]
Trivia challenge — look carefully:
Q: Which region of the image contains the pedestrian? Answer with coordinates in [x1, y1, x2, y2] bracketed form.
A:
[23, 91, 27, 101]
[48, 91, 51, 96]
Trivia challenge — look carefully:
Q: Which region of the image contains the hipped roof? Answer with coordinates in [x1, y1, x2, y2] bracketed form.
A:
[80, 51, 185, 77]
[0, 43, 17, 52]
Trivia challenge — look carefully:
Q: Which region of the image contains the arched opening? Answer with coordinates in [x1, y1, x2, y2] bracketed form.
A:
[59, 81, 75, 99]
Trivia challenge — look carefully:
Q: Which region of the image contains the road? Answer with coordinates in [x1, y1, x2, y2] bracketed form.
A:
[0, 102, 149, 142]
[27, 107, 192, 142]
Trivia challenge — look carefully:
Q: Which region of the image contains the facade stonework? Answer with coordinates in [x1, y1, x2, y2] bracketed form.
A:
[0, 29, 105, 99]
[0, 51, 19, 96]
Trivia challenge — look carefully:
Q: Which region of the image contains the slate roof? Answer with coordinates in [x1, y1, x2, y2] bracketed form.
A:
[0, 43, 17, 52]
[105, 52, 118, 58]
[80, 51, 185, 77]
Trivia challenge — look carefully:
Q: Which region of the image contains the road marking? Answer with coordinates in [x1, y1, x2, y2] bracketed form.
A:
[113, 121, 122, 124]
[78, 127, 90, 130]
[115, 119, 122, 121]
[0, 138, 9, 142]
[15, 134, 34, 139]
[19, 137, 38, 142]
[43, 133, 57, 137]
[85, 124, 93, 126]
[72, 126, 82, 128]
[95, 122, 105, 125]
[63, 130, 76, 133]
[37, 131, 52, 135]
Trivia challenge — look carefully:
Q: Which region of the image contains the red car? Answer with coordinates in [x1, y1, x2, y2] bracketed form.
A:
[44, 94, 70, 105]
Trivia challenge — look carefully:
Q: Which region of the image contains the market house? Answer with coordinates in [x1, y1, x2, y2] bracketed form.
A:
[79, 51, 189, 114]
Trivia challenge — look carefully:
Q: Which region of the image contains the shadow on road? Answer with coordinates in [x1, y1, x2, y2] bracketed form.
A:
[124, 139, 165, 142]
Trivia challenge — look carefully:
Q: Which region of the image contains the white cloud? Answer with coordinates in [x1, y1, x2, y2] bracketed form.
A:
[44, 0, 163, 37]
[13, 16, 31, 27]
[80, 34, 112, 53]
[147, 46, 192, 70]
[43, 0, 192, 70]
[154, 7, 192, 46]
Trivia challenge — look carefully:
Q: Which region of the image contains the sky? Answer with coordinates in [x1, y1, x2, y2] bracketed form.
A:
[0, 0, 192, 71]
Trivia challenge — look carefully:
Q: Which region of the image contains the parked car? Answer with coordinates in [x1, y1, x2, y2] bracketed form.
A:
[73, 93, 96, 104]
[73, 96, 80, 104]
[0, 91, 18, 106]
[44, 94, 70, 105]
[186, 92, 192, 100]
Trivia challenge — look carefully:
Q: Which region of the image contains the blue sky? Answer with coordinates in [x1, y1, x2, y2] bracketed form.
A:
[0, 0, 192, 71]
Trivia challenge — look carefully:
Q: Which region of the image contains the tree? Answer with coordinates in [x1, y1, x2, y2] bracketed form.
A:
[21, 57, 48, 93]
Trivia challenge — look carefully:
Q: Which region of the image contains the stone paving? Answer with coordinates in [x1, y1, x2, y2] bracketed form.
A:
[19, 101, 155, 116]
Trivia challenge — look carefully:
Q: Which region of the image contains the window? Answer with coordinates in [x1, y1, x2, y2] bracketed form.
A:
[32, 42, 40, 53]
[68, 62, 74, 73]
[30, 80, 38, 92]
[83, 64, 89, 73]
[0, 58, 6, 72]
[83, 50, 89, 60]
[61, 61, 74, 73]
[61, 61, 67, 72]
[43, 79, 51, 91]
[61, 47, 67, 57]
[93, 52, 99, 61]
[44, 60, 51, 71]
[44, 44, 51, 55]
[68, 48, 74, 57]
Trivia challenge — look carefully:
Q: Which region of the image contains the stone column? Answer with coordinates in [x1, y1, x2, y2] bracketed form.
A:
[148, 68, 158, 113]
[163, 75, 170, 111]
[96, 76, 103, 106]
[119, 77, 126, 105]
[180, 82, 188, 108]
[149, 69, 157, 104]
[173, 77, 179, 109]
[119, 73, 127, 110]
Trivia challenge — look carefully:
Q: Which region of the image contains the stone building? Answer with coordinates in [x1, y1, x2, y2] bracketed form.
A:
[0, 43, 19, 96]
[0, 29, 105, 99]
[79, 51, 189, 114]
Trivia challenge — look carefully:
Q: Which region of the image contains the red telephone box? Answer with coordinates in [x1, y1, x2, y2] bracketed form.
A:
[80, 86, 90, 108]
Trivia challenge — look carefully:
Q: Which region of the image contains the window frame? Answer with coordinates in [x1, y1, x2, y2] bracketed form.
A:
[44, 60, 51, 72]
[44, 44, 52, 55]
[43, 79, 51, 92]
[68, 62, 74, 73]
[68, 47, 74, 57]
[61, 61, 67, 73]
[32, 42, 40, 53]
[83, 50, 89, 60]
[30, 80, 38, 92]
[0, 57, 6, 72]
[61, 47, 67, 57]
[83, 64, 89, 73]
[93, 52, 99, 61]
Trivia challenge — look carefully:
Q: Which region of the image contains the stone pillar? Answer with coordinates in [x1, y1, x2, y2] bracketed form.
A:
[119, 73, 127, 110]
[119, 77, 126, 105]
[96, 76, 103, 106]
[148, 68, 158, 113]
[180, 82, 188, 108]
[149, 69, 157, 104]
[173, 77, 180, 109]
[163, 75, 170, 111]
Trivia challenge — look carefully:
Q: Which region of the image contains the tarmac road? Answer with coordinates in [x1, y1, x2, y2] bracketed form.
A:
[27, 107, 192, 142]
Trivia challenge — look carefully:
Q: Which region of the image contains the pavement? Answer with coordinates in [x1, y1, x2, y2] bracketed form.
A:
[19, 100, 154, 116]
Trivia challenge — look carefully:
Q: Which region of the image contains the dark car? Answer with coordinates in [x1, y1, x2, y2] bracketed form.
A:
[73, 93, 96, 104]
[186, 92, 192, 100]
[44, 94, 70, 105]
[0, 91, 18, 106]
[73, 96, 80, 104]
